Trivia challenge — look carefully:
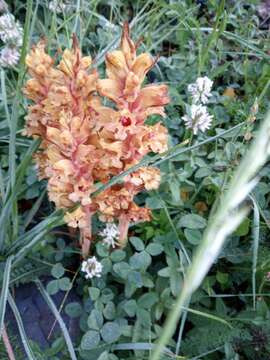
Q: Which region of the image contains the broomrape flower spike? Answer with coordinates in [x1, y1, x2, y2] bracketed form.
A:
[188, 76, 213, 104]
[23, 23, 169, 257]
[81, 257, 103, 279]
[99, 223, 119, 248]
[182, 104, 213, 135]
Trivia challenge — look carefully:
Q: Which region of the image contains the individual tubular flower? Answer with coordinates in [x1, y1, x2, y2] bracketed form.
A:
[182, 104, 213, 135]
[188, 76, 213, 104]
[23, 24, 169, 255]
[81, 257, 103, 279]
[124, 167, 161, 190]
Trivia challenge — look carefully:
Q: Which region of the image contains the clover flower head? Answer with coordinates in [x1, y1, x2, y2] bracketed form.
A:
[0, 0, 8, 13]
[188, 76, 213, 104]
[182, 104, 213, 135]
[258, 1, 270, 19]
[81, 257, 103, 279]
[99, 223, 119, 248]
[48, 0, 67, 13]
[0, 13, 23, 46]
[0, 46, 20, 67]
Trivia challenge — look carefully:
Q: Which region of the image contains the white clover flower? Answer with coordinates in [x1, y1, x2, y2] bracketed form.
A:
[0, 46, 20, 67]
[0, 0, 8, 13]
[48, 0, 67, 13]
[182, 104, 213, 135]
[99, 223, 119, 248]
[81, 257, 103, 279]
[0, 13, 23, 46]
[188, 76, 213, 104]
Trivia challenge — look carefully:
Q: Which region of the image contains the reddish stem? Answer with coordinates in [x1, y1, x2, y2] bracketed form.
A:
[2, 325, 16, 360]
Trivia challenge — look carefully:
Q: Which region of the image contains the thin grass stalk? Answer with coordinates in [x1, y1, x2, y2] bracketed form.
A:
[190, 345, 224, 360]
[0, 186, 27, 251]
[9, 0, 33, 188]
[8, 0, 33, 241]
[150, 111, 270, 360]
[249, 195, 260, 310]
[175, 309, 188, 356]
[47, 269, 79, 339]
[23, 188, 46, 229]
[0, 167, 5, 204]
[198, 0, 226, 74]
[156, 192, 190, 266]
[179, 306, 232, 328]
[35, 279, 77, 360]
[73, 0, 81, 39]
[0, 135, 39, 250]
[0, 256, 13, 339]
[223, 31, 270, 61]
[7, 292, 35, 360]
[0, 70, 11, 130]
[11, 217, 64, 265]
[29, 0, 39, 40]
[111, 342, 173, 356]
[6, 210, 63, 255]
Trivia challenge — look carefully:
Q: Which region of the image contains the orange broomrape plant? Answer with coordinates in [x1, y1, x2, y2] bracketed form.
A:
[23, 23, 170, 257]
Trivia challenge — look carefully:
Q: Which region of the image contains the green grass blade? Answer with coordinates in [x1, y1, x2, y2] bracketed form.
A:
[180, 306, 232, 329]
[175, 310, 188, 355]
[190, 346, 224, 360]
[0, 138, 41, 250]
[35, 279, 77, 360]
[112, 342, 173, 356]
[73, 0, 81, 38]
[10, 213, 64, 263]
[150, 111, 270, 360]
[14, 138, 41, 196]
[7, 0, 33, 241]
[0, 256, 13, 339]
[157, 192, 190, 266]
[7, 292, 36, 360]
[249, 194, 260, 310]
[198, 0, 226, 73]
[0, 166, 5, 204]
[23, 188, 46, 230]
[223, 31, 270, 61]
[12, 229, 50, 266]
[0, 184, 27, 251]
[0, 70, 11, 130]
[8, 0, 33, 189]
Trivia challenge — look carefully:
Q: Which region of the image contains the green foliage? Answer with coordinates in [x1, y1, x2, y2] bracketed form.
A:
[1, 1, 270, 360]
